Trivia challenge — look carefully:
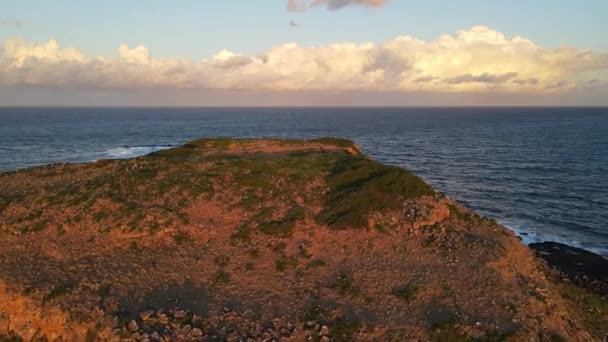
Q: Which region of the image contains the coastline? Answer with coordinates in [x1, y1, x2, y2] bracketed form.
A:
[0, 137, 606, 340]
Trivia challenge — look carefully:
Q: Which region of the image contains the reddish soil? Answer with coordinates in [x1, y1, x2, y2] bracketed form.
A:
[0, 138, 606, 341]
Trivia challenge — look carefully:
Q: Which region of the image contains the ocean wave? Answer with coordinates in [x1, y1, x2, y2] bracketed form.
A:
[104, 146, 171, 159]
[497, 218, 608, 258]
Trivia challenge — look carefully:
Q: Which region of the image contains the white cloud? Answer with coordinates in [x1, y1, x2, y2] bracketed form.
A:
[0, 17, 24, 28]
[1, 26, 607, 94]
[287, 0, 388, 11]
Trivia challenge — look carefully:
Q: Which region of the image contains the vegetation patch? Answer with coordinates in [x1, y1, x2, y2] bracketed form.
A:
[0, 196, 12, 213]
[272, 241, 288, 253]
[212, 270, 231, 285]
[275, 255, 297, 272]
[330, 270, 358, 296]
[309, 137, 356, 148]
[332, 316, 361, 340]
[560, 284, 608, 338]
[259, 205, 305, 237]
[148, 146, 197, 158]
[307, 259, 326, 269]
[172, 231, 190, 245]
[446, 203, 479, 224]
[392, 283, 419, 301]
[20, 218, 48, 234]
[375, 223, 389, 234]
[214, 255, 230, 267]
[317, 156, 434, 229]
[429, 320, 468, 342]
[129, 241, 140, 252]
[43, 283, 75, 303]
[231, 223, 253, 242]
[275, 258, 288, 272]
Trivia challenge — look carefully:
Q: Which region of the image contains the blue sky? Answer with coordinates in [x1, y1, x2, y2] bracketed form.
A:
[2, 0, 607, 58]
[0, 0, 607, 106]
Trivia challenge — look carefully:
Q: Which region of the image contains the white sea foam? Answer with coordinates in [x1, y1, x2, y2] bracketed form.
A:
[104, 146, 169, 159]
[497, 218, 608, 258]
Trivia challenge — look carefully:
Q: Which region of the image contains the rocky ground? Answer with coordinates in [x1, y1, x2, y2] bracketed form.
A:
[0, 137, 606, 341]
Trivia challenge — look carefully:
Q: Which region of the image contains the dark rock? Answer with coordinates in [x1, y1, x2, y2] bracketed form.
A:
[530, 241, 608, 295]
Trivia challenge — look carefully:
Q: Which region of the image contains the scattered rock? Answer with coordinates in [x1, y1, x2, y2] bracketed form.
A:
[139, 309, 155, 321]
[0, 313, 9, 334]
[128, 319, 139, 332]
[320, 325, 330, 336]
[158, 313, 169, 325]
[173, 309, 187, 319]
[191, 327, 203, 337]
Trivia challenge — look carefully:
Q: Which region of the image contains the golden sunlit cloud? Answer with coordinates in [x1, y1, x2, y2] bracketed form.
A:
[1, 26, 606, 94]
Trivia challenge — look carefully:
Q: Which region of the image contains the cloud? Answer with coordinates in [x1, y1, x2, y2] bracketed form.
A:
[1, 26, 607, 95]
[413, 76, 437, 83]
[287, 0, 387, 12]
[445, 72, 518, 84]
[0, 17, 24, 28]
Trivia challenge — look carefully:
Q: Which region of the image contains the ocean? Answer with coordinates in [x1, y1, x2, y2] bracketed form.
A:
[0, 107, 606, 256]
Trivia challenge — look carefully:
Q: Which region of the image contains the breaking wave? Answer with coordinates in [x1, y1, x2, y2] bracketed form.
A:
[104, 145, 172, 159]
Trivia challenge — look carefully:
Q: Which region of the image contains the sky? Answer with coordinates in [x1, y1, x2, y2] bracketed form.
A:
[0, 0, 607, 106]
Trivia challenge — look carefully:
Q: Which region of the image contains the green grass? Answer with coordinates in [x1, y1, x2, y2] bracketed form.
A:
[317, 156, 434, 229]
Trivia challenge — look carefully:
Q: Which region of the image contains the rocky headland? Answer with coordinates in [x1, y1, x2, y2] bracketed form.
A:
[0, 138, 606, 341]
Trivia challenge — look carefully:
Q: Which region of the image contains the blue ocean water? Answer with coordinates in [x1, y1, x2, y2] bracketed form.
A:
[0, 107, 607, 256]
